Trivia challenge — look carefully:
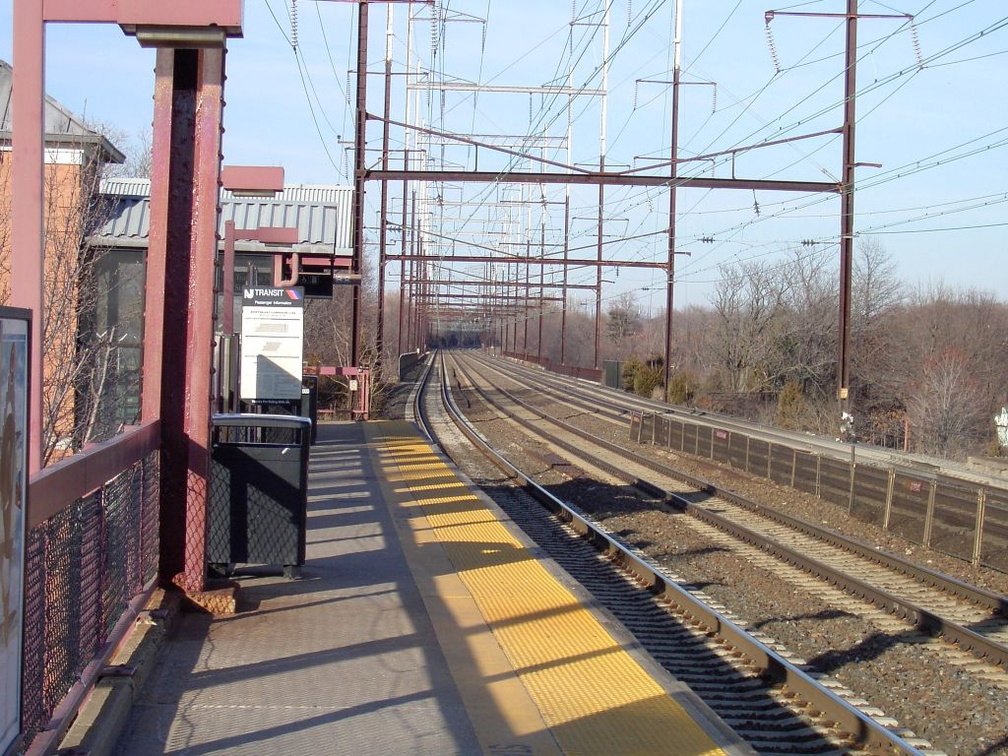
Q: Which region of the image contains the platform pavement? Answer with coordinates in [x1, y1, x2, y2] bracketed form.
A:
[61, 420, 749, 756]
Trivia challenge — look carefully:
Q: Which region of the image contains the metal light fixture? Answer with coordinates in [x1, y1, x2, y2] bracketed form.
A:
[126, 25, 229, 48]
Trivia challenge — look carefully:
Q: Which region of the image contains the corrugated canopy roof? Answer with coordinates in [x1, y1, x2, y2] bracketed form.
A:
[92, 178, 354, 256]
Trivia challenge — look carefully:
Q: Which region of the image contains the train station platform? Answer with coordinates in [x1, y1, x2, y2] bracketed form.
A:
[105, 421, 750, 756]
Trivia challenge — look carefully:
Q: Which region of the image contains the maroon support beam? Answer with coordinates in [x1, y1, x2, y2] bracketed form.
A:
[10, 0, 45, 475]
[42, 0, 243, 31]
[145, 47, 226, 595]
[365, 168, 840, 193]
[350, 0, 369, 371]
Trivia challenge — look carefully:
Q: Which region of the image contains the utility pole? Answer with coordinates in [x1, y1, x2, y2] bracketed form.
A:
[373, 2, 882, 358]
[767, 1, 908, 424]
[376, 5, 393, 380]
[664, 0, 684, 394]
[838, 0, 857, 416]
[595, 4, 610, 371]
[351, 0, 369, 373]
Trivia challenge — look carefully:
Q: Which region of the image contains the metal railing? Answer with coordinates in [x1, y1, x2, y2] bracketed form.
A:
[22, 421, 161, 753]
[632, 411, 1008, 574]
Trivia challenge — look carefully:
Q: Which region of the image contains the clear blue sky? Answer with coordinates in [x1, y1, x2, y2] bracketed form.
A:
[2, 1, 1006, 309]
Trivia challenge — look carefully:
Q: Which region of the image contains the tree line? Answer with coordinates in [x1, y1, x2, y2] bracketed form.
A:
[590, 240, 1007, 460]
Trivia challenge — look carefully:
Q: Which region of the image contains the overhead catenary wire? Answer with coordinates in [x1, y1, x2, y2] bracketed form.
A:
[377, 2, 1007, 316]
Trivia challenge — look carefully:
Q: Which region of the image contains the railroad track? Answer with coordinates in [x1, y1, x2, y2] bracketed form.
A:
[477, 354, 1008, 570]
[451, 351, 1008, 671]
[417, 352, 940, 755]
[470, 351, 1005, 490]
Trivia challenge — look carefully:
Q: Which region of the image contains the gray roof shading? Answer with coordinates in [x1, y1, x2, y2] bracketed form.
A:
[0, 59, 126, 164]
[92, 178, 354, 256]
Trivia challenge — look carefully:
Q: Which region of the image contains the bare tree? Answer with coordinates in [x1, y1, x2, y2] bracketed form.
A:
[88, 121, 153, 179]
[671, 305, 715, 379]
[904, 349, 987, 458]
[604, 292, 643, 347]
[0, 125, 145, 461]
[550, 298, 595, 368]
[766, 246, 836, 398]
[38, 151, 115, 463]
[707, 259, 784, 392]
[893, 283, 1008, 456]
[850, 237, 905, 409]
[301, 247, 386, 411]
[1, 151, 109, 461]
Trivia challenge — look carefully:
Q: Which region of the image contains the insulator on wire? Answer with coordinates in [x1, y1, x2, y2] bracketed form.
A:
[632, 81, 638, 110]
[910, 19, 924, 70]
[765, 23, 781, 74]
[290, 0, 299, 49]
[711, 84, 717, 113]
[431, 1, 440, 58]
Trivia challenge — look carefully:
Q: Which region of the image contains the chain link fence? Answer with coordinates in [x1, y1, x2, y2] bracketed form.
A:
[631, 411, 1008, 574]
[21, 451, 159, 748]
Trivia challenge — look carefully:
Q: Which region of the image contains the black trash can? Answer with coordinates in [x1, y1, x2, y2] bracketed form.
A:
[208, 414, 312, 579]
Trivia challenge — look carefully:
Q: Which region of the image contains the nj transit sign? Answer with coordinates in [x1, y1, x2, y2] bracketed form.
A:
[239, 288, 305, 401]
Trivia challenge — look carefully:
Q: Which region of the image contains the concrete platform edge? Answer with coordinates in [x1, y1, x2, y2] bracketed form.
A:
[364, 420, 565, 755]
[378, 420, 755, 756]
[56, 589, 182, 756]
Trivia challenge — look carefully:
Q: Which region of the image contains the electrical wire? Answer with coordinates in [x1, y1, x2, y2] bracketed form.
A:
[386, 2, 1007, 308]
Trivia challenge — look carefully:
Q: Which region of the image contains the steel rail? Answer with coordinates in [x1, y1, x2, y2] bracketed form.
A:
[477, 354, 1008, 608]
[451, 352, 1008, 668]
[433, 351, 927, 755]
[485, 351, 1005, 490]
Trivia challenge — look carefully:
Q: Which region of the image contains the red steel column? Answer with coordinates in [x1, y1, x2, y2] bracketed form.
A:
[351, 1, 369, 372]
[145, 47, 226, 594]
[222, 221, 237, 335]
[184, 47, 225, 593]
[11, 1, 45, 475]
[142, 51, 174, 425]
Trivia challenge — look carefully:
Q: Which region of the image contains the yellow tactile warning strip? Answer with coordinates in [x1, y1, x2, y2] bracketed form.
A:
[370, 423, 732, 756]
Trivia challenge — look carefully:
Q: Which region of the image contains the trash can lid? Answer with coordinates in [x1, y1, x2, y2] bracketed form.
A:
[212, 413, 313, 429]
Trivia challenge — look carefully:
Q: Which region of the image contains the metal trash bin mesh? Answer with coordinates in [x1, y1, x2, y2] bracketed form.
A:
[208, 414, 311, 578]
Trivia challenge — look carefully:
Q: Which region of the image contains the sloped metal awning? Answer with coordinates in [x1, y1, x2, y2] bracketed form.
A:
[91, 178, 353, 256]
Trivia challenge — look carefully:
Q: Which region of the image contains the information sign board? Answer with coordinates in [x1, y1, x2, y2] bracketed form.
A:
[239, 288, 305, 401]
